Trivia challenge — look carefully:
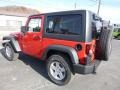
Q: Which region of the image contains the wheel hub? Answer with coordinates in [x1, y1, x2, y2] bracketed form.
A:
[50, 61, 66, 80]
[6, 46, 12, 58]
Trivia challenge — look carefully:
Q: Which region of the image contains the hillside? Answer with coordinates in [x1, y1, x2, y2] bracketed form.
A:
[0, 6, 40, 17]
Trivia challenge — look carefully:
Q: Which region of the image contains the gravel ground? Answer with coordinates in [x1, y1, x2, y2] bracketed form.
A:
[0, 39, 120, 90]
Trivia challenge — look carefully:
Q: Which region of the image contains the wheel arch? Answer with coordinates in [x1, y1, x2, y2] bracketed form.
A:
[2, 35, 21, 52]
[41, 45, 79, 65]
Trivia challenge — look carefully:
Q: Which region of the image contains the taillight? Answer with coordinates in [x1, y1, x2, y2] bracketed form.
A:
[86, 44, 91, 55]
[85, 44, 93, 65]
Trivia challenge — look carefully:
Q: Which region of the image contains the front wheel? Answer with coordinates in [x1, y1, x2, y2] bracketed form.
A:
[47, 54, 72, 86]
[3, 43, 19, 61]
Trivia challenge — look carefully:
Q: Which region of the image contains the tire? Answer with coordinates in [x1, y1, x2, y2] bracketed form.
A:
[3, 43, 19, 61]
[96, 29, 113, 61]
[46, 54, 71, 85]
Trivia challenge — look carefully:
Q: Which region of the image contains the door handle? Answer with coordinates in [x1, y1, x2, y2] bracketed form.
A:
[33, 35, 41, 40]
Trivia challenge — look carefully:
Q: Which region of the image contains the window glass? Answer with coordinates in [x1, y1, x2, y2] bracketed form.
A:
[28, 18, 41, 32]
[46, 15, 82, 35]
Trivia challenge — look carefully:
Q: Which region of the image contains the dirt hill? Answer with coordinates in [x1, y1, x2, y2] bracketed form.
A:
[0, 6, 40, 17]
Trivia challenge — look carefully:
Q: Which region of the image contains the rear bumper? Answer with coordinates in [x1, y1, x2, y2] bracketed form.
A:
[73, 60, 101, 74]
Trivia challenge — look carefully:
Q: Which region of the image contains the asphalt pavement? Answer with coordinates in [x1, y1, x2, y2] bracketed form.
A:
[0, 40, 120, 90]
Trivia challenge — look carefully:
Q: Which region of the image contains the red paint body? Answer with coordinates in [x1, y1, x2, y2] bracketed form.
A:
[12, 15, 96, 65]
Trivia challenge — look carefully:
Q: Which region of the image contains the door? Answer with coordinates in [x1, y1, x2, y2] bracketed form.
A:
[21, 16, 43, 57]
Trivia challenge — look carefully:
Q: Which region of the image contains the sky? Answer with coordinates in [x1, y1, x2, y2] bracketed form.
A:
[0, 0, 120, 24]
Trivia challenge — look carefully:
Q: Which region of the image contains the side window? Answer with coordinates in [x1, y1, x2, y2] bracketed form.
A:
[46, 15, 82, 35]
[28, 18, 41, 32]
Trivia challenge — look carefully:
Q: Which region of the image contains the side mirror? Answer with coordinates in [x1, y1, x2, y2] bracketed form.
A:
[21, 26, 29, 33]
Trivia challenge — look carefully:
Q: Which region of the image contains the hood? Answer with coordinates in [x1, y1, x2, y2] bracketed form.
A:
[10, 32, 21, 38]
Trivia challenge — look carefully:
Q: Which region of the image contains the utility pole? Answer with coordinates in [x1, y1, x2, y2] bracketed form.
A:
[97, 0, 101, 15]
[74, 3, 77, 9]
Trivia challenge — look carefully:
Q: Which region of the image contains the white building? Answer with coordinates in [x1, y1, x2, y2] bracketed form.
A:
[0, 6, 40, 41]
[0, 14, 27, 27]
[112, 24, 120, 29]
[0, 14, 27, 40]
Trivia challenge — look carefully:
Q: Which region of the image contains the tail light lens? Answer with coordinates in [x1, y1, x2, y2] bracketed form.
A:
[85, 44, 92, 65]
[86, 44, 92, 55]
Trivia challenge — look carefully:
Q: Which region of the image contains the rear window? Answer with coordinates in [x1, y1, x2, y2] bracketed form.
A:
[46, 14, 82, 35]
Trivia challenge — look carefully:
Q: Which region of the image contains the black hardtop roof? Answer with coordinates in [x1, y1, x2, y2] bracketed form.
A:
[29, 10, 97, 17]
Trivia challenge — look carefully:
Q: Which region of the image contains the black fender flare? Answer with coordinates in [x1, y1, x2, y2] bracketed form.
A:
[2, 35, 21, 52]
[41, 45, 79, 64]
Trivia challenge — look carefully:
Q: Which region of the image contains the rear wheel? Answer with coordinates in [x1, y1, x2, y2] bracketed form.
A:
[3, 43, 19, 61]
[47, 54, 71, 85]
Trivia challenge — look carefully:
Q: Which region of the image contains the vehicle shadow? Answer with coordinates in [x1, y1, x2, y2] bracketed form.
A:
[19, 53, 50, 80]
[0, 48, 51, 82]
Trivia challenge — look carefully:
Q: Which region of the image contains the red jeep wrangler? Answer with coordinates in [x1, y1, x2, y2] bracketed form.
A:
[2, 10, 112, 85]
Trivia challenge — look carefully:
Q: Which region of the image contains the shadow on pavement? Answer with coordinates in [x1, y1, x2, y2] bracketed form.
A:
[19, 53, 50, 81]
[0, 48, 51, 82]
[0, 48, 6, 58]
